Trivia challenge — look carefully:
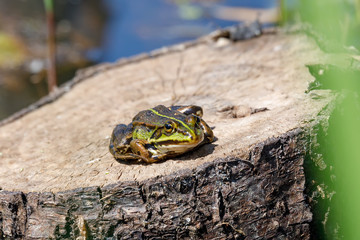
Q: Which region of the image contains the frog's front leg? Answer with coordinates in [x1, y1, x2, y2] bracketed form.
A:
[129, 139, 159, 163]
[199, 119, 214, 143]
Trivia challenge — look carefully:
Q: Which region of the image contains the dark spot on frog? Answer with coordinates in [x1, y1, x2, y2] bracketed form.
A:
[145, 144, 154, 150]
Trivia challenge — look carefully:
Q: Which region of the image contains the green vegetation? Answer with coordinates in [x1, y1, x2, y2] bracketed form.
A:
[0, 33, 26, 67]
[282, 0, 360, 239]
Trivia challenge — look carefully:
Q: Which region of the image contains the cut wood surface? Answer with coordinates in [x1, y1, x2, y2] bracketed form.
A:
[0, 30, 333, 239]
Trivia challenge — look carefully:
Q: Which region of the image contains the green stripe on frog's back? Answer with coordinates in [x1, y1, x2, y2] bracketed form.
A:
[149, 108, 195, 135]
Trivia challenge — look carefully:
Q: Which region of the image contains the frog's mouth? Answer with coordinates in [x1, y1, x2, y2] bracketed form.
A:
[155, 134, 204, 154]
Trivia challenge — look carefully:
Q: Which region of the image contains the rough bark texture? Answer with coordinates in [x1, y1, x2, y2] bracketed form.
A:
[0, 28, 334, 239]
[0, 129, 312, 239]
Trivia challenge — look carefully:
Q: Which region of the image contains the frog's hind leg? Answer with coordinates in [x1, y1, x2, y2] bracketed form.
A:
[114, 152, 150, 163]
[109, 143, 142, 162]
[130, 139, 160, 163]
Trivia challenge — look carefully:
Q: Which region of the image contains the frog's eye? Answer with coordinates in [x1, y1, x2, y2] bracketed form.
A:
[164, 121, 175, 133]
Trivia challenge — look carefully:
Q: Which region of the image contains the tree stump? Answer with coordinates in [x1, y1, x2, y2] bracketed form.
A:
[0, 30, 333, 239]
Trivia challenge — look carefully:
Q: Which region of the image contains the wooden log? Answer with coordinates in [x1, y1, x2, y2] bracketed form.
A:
[0, 29, 333, 239]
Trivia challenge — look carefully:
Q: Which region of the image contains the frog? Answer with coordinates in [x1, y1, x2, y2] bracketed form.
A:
[109, 105, 214, 163]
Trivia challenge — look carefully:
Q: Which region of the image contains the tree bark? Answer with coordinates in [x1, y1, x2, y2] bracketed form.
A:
[0, 28, 333, 239]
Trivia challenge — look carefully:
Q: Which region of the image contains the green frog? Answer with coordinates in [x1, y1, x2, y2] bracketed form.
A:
[109, 105, 214, 163]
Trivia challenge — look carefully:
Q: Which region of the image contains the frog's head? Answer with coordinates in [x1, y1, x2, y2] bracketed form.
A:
[132, 105, 205, 155]
[131, 105, 205, 155]
[156, 115, 205, 152]
[149, 108, 204, 154]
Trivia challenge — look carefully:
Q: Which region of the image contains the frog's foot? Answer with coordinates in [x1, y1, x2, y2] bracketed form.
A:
[112, 152, 139, 161]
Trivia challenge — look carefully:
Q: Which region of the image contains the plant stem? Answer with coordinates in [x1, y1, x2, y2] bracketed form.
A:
[44, 0, 57, 92]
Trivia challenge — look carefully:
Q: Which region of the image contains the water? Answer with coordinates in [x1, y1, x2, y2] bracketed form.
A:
[0, 0, 278, 121]
[97, 0, 277, 61]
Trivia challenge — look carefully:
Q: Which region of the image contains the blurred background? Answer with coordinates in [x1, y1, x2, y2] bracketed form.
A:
[1, 0, 360, 239]
[0, 0, 278, 120]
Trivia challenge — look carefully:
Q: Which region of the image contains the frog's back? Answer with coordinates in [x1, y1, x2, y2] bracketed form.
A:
[110, 124, 133, 144]
[132, 105, 188, 126]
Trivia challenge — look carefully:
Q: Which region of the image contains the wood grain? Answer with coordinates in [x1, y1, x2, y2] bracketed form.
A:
[0, 30, 333, 238]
